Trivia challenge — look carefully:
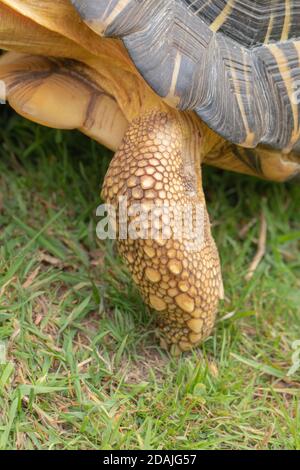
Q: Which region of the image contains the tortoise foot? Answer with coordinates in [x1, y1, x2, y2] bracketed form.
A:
[102, 111, 223, 351]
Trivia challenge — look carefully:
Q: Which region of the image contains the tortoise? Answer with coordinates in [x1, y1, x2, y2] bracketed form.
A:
[0, 0, 299, 354]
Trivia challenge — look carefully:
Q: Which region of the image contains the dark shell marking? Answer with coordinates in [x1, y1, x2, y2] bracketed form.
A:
[71, 0, 300, 153]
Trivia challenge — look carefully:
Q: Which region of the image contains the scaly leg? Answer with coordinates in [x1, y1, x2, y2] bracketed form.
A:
[102, 111, 223, 354]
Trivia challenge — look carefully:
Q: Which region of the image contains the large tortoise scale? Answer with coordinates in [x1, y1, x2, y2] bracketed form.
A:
[72, 0, 300, 152]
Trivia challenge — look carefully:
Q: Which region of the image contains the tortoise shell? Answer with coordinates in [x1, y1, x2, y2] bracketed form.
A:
[71, 0, 300, 153]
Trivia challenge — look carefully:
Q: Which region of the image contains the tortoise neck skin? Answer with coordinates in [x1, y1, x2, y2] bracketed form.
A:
[102, 110, 224, 353]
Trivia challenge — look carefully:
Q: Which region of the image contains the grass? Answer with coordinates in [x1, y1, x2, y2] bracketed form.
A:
[0, 107, 299, 450]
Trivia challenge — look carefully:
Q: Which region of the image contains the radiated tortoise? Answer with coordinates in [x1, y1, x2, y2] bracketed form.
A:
[0, 0, 299, 354]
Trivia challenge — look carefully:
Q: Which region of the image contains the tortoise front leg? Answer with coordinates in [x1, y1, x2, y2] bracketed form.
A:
[102, 111, 223, 354]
